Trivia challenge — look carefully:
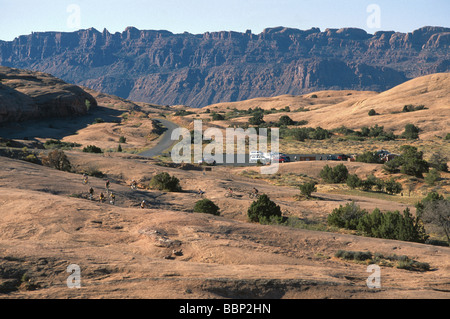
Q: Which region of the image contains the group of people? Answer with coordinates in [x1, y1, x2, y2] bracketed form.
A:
[84, 174, 115, 205]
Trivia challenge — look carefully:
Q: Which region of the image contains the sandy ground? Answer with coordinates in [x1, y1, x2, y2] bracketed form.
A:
[0, 74, 449, 300]
[0, 153, 448, 299]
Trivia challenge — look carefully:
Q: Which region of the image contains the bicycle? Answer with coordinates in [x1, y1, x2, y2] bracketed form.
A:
[248, 192, 260, 199]
[225, 191, 234, 198]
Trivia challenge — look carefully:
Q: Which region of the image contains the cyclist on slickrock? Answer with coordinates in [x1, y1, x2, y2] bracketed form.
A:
[109, 193, 115, 205]
[141, 200, 147, 209]
[99, 192, 105, 203]
[131, 180, 137, 190]
[83, 174, 88, 184]
[106, 180, 110, 193]
[89, 187, 94, 200]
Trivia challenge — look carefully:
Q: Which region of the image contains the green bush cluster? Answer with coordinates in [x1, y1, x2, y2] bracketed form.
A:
[334, 250, 430, 271]
[299, 182, 317, 198]
[247, 194, 281, 223]
[149, 172, 182, 192]
[44, 139, 81, 150]
[281, 126, 331, 141]
[331, 125, 396, 141]
[319, 164, 349, 183]
[194, 199, 220, 216]
[383, 145, 428, 178]
[327, 202, 428, 243]
[82, 145, 103, 153]
[347, 174, 402, 195]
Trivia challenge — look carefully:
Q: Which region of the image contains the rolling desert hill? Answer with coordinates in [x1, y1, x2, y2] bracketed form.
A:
[203, 72, 450, 139]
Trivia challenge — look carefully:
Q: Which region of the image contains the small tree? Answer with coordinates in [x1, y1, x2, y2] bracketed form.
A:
[368, 109, 377, 116]
[211, 112, 225, 121]
[249, 112, 265, 126]
[299, 182, 317, 198]
[346, 174, 361, 189]
[278, 115, 295, 126]
[402, 124, 420, 139]
[194, 199, 220, 216]
[425, 168, 440, 186]
[119, 136, 127, 143]
[42, 149, 72, 172]
[117, 144, 123, 152]
[398, 145, 429, 178]
[319, 164, 349, 183]
[384, 178, 403, 195]
[422, 199, 450, 243]
[247, 194, 282, 223]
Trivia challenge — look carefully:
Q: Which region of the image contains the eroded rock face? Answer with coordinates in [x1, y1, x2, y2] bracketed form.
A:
[0, 66, 97, 123]
[0, 26, 448, 107]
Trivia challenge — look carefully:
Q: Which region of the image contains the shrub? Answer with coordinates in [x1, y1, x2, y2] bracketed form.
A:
[211, 112, 225, 121]
[149, 172, 182, 192]
[194, 199, 220, 216]
[278, 115, 295, 126]
[44, 139, 81, 150]
[327, 202, 367, 230]
[368, 109, 377, 116]
[118, 136, 127, 143]
[401, 124, 420, 139]
[299, 182, 317, 198]
[42, 149, 72, 172]
[445, 133, 450, 140]
[346, 174, 361, 189]
[248, 112, 265, 126]
[398, 146, 429, 178]
[384, 178, 403, 195]
[117, 144, 123, 152]
[425, 168, 440, 186]
[93, 118, 105, 124]
[320, 164, 349, 183]
[83, 145, 103, 153]
[356, 151, 382, 164]
[428, 152, 448, 172]
[247, 194, 282, 223]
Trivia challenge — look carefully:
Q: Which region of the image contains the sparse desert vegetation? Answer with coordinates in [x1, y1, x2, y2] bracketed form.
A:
[0, 70, 448, 301]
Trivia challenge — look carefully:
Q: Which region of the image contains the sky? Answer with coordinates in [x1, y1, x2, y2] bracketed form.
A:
[0, 0, 449, 41]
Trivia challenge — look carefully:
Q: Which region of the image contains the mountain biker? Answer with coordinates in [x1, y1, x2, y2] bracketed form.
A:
[198, 189, 205, 197]
[109, 192, 115, 205]
[252, 187, 259, 195]
[83, 174, 88, 184]
[141, 200, 147, 209]
[99, 192, 105, 203]
[131, 180, 137, 190]
[106, 180, 110, 193]
[89, 187, 94, 200]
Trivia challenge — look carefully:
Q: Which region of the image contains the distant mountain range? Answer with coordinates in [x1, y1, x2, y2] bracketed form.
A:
[0, 26, 449, 108]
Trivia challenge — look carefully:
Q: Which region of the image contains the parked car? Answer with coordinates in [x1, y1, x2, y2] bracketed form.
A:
[273, 155, 291, 163]
[198, 157, 216, 165]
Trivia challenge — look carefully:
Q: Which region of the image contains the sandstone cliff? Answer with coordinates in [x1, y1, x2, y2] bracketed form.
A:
[0, 26, 448, 107]
[0, 67, 97, 123]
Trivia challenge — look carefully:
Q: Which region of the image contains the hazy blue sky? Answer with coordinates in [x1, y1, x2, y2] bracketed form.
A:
[0, 0, 449, 40]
